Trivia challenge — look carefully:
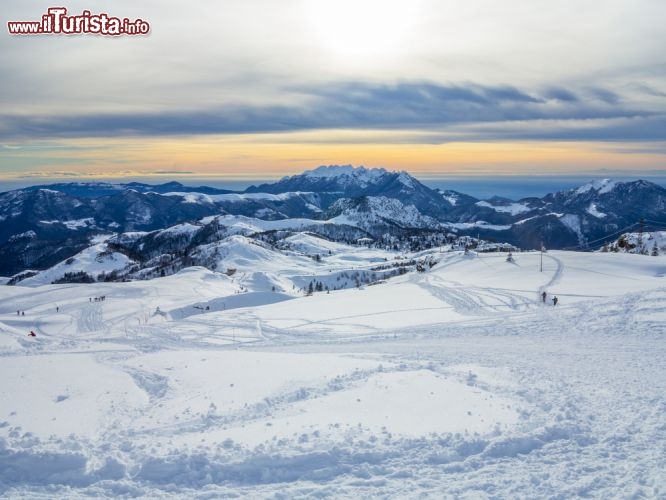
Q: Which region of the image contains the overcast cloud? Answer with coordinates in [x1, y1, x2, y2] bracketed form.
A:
[1, 0, 665, 175]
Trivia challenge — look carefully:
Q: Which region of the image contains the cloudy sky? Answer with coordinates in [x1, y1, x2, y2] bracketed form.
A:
[1, 0, 665, 182]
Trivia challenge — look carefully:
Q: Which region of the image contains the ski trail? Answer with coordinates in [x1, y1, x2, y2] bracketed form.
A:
[283, 306, 456, 330]
[536, 254, 565, 304]
[542, 254, 564, 290]
[77, 302, 105, 333]
[418, 274, 535, 316]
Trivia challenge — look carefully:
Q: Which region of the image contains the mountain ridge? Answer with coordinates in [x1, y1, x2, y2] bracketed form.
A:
[1, 166, 665, 277]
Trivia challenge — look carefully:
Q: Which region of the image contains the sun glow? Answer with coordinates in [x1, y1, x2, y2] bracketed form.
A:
[307, 0, 421, 60]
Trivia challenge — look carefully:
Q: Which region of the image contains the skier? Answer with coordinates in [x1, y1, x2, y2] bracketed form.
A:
[28, 331, 36, 337]
[552, 296, 558, 306]
[541, 291, 547, 303]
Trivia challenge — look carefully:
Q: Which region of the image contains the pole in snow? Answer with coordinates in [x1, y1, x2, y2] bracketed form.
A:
[540, 241, 544, 272]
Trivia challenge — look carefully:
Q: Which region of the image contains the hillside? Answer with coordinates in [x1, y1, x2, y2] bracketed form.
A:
[0, 247, 664, 498]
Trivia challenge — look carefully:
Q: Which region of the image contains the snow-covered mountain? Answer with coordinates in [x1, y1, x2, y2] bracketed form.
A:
[1, 167, 665, 277]
[247, 165, 453, 217]
[327, 196, 441, 233]
[532, 179, 666, 248]
[21, 180, 234, 198]
[543, 178, 666, 216]
[248, 165, 410, 195]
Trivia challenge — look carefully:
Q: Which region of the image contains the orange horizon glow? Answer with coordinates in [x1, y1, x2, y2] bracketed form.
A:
[2, 133, 665, 181]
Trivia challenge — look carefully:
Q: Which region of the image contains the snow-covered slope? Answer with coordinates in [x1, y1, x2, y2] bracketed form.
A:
[476, 199, 532, 215]
[603, 230, 666, 255]
[0, 248, 664, 498]
[279, 232, 353, 255]
[574, 178, 618, 195]
[328, 196, 441, 231]
[19, 242, 136, 286]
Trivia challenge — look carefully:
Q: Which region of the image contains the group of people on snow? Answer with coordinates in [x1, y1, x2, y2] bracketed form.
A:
[541, 291, 558, 306]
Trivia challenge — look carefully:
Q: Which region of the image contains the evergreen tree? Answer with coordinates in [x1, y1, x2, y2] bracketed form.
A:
[652, 242, 659, 256]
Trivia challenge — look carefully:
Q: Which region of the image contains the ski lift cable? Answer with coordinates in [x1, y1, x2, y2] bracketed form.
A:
[642, 218, 666, 226]
[564, 219, 666, 251]
[560, 222, 640, 251]
[584, 222, 642, 247]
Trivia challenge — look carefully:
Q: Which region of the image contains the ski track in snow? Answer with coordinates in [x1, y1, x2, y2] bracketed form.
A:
[0, 251, 664, 498]
[541, 253, 564, 290]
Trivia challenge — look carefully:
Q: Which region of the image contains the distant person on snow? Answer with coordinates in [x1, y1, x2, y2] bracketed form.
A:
[541, 291, 547, 303]
[552, 296, 558, 306]
[28, 331, 36, 337]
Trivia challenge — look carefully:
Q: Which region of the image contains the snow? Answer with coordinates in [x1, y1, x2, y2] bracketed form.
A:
[302, 164, 387, 180]
[9, 230, 37, 241]
[586, 202, 607, 218]
[90, 234, 112, 244]
[187, 234, 393, 300]
[275, 165, 403, 190]
[109, 231, 148, 245]
[0, 247, 665, 498]
[159, 222, 201, 237]
[476, 200, 531, 215]
[330, 196, 439, 229]
[39, 218, 95, 230]
[19, 243, 135, 286]
[440, 193, 459, 206]
[397, 171, 416, 189]
[165, 191, 316, 204]
[559, 213, 584, 244]
[606, 231, 666, 255]
[164, 192, 215, 204]
[445, 221, 512, 231]
[281, 232, 353, 255]
[515, 212, 564, 226]
[575, 178, 618, 195]
[201, 214, 333, 234]
[0, 354, 147, 439]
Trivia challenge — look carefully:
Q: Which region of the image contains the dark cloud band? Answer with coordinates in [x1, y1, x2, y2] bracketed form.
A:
[0, 81, 659, 142]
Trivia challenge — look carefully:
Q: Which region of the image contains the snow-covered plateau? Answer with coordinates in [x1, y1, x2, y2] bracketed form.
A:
[0, 242, 664, 498]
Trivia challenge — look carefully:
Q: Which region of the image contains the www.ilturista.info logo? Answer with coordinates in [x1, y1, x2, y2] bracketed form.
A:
[8, 7, 150, 36]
